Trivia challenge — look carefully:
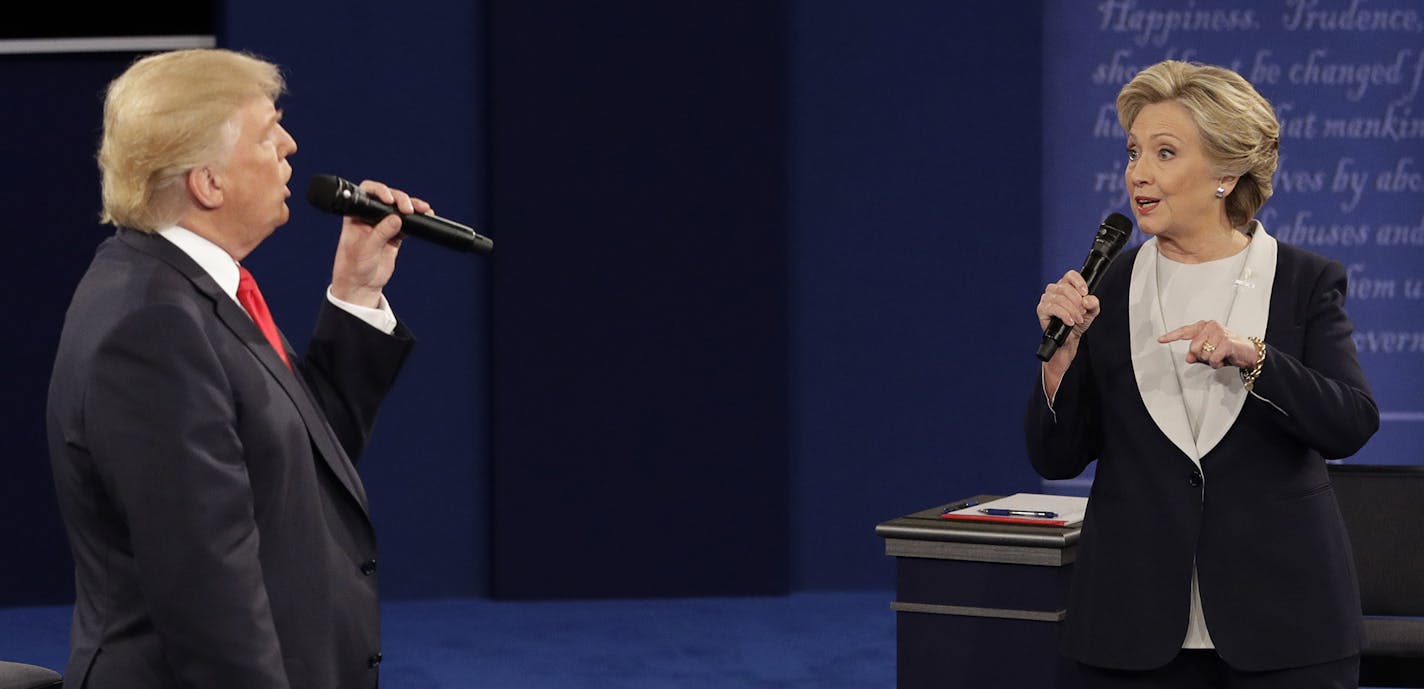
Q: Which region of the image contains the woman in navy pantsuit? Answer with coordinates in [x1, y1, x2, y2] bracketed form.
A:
[1026, 60, 1378, 688]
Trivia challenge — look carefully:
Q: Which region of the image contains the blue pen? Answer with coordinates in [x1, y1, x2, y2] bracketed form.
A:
[979, 508, 1058, 519]
[941, 500, 979, 514]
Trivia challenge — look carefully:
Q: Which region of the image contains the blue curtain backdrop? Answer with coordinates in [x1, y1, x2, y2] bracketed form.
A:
[1041, 0, 1424, 494]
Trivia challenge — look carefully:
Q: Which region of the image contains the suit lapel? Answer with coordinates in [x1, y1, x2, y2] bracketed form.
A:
[1127, 223, 1278, 465]
[117, 230, 371, 515]
[286, 355, 370, 507]
[213, 295, 371, 512]
[1128, 238, 1200, 464]
[1194, 221, 1276, 456]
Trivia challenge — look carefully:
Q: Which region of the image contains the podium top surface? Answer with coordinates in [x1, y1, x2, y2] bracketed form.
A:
[875, 494, 1082, 549]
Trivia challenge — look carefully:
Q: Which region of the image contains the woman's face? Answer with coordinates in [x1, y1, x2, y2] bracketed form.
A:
[1123, 100, 1228, 242]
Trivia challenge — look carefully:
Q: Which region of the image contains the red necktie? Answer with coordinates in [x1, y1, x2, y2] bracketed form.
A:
[236, 266, 292, 370]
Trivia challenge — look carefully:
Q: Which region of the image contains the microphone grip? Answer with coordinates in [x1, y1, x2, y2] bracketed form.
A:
[1036, 320, 1071, 362]
[345, 195, 493, 254]
[401, 213, 495, 254]
[1035, 252, 1113, 362]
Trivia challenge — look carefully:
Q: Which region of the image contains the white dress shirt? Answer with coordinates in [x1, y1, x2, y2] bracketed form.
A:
[1155, 247, 1249, 650]
[158, 225, 398, 336]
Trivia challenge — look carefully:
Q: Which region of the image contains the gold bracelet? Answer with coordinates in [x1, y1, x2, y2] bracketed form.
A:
[1240, 336, 1266, 392]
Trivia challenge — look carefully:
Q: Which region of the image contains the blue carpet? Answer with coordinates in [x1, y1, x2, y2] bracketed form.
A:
[0, 591, 895, 689]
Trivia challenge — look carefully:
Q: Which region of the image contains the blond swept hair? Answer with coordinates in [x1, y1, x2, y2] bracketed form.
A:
[98, 49, 285, 232]
[1116, 60, 1280, 227]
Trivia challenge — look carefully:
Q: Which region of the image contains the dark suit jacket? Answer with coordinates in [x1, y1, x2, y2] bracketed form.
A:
[1025, 236, 1378, 672]
[47, 229, 413, 689]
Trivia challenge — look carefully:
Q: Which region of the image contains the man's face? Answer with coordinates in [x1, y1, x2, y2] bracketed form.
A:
[212, 96, 297, 256]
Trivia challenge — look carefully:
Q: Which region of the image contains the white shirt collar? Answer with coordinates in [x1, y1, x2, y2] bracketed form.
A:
[155, 224, 400, 336]
[157, 225, 242, 304]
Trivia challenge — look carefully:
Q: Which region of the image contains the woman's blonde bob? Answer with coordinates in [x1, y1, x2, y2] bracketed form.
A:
[1117, 60, 1280, 227]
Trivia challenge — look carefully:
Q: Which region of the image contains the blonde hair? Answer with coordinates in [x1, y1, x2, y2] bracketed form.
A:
[1116, 60, 1280, 227]
[98, 49, 285, 232]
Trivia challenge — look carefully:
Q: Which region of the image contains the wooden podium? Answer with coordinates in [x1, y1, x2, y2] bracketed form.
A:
[876, 494, 1083, 688]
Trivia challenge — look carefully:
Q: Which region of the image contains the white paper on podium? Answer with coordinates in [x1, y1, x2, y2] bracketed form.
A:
[942, 492, 1088, 526]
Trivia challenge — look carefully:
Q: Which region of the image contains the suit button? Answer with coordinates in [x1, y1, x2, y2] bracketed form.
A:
[360, 559, 378, 576]
[368, 652, 382, 668]
[1189, 469, 1203, 487]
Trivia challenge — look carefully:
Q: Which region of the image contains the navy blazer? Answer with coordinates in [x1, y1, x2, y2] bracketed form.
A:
[47, 229, 413, 689]
[1025, 237, 1378, 672]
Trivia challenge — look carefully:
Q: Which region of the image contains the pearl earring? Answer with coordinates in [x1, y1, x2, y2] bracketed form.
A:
[1215, 186, 1226, 199]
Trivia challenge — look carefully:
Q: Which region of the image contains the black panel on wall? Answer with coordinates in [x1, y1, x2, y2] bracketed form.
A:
[0, 8, 214, 39]
[1, 53, 149, 605]
[488, 2, 790, 598]
[2, 3, 219, 607]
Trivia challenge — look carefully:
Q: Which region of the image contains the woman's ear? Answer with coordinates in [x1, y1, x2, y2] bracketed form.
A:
[1217, 175, 1239, 198]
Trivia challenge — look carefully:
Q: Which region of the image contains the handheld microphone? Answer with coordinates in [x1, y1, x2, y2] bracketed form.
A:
[1035, 213, 1133, 362]
[305, 174, 493, 254]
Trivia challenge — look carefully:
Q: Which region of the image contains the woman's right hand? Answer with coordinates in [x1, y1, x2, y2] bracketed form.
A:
[1037, 270, 1100, 337]
[1036, 271, 1100, 392]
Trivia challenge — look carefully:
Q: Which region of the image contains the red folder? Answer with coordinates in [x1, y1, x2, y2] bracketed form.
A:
[939, 513, 1069, 527]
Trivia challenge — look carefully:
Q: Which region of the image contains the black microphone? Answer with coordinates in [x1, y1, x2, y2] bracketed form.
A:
[305, 174, 493, 254]
[1035, 212, 1133, 362]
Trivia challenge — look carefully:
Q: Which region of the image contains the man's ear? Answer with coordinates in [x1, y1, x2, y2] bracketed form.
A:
[187, 166, 223, 210]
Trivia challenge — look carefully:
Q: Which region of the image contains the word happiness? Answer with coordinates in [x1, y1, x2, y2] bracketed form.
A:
[1096, 0, 1423, 48]
[1096, 0, 1256, 46]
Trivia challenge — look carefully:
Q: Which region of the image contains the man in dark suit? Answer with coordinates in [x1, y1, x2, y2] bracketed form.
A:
[46, 48, 430, 688]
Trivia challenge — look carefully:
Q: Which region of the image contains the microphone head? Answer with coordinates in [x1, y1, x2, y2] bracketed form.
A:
[305, 174, 355, 215]
[1102, 212, 1133, 232]
[1096, 212, 1134, 256]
